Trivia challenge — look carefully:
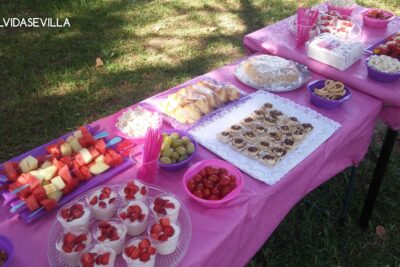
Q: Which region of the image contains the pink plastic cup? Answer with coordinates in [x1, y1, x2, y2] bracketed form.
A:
[182, 159, 244, 208]
[129, 145, 159, 184]
[296, 23, 314, 47]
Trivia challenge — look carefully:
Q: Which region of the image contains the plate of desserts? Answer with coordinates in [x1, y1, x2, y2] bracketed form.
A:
[143, 78, 246, 131]
[189, 90, 340, 185]
[234, 55, 311, 92]
[47, 181, 191, 267]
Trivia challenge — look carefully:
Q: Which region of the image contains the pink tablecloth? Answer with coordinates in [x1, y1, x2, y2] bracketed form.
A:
[243, 5, 400, 131]
[0, 58, 382, 267]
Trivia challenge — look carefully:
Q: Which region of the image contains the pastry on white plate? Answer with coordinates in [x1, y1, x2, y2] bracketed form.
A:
[217, 131, 233, 143]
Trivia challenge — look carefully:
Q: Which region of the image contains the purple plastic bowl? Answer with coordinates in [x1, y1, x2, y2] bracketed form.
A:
[158, 129, 198, 172]
[366, 58, 400, 83]
[307, 80, 352, 110]
[0, 235, 14, 267]
[362, 9, 395, 29]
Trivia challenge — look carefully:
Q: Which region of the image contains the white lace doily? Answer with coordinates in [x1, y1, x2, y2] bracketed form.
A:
[189, 90, 341, 185]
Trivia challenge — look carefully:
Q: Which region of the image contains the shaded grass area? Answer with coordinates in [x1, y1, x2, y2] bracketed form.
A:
[0, 0, 399, 266]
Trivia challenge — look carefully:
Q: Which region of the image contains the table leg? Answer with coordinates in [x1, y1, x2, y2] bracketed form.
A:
[359, 128, 398, 229]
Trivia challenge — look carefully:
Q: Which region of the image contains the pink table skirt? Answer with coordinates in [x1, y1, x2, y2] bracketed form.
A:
[243, 5, 400, 131]
[0, 57, 382, 267]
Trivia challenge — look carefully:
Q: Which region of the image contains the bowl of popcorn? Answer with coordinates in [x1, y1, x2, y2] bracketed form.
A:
[111, 105, 163, 143]
[326, 0, 355, 16]
[366, 55, 400, 83]
[362, 9, 395, 29]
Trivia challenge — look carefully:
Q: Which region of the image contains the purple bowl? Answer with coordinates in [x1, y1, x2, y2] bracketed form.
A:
[0, 235, 14, 267]
[158, 129, 198, 172]
[307, 80, 352, 110]
[366, 58, 400, 83]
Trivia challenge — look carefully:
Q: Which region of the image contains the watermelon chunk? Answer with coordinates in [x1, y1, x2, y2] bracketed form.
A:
[74, 153, 86, 167]
[83, 133, 95, 146]
[116, 140, 133, 152]
[79, 126, 89, 135]
[78, 137, 88, 148]
[46, 144, 61, 158]
[17, 173, 40, 190]
[79, 166, 92, 180]
[3, 162, 19, 181]
[58, 165, 72, 181]
[52, 158, 65, 170]
[40, 198, 58, 211]
[32, 185, 47, 202]
[107, 149, 123, 166]
[62, 177, 78, 194]
[56, 138, 65, 146]
[8, 181, 23, 192]
[94, 139, 106, 154]
[72, 168, 85, 181]
[60, 156, 73, 168]
[88, 146, 100, 159]
[17, 186, 32, 199]
[26, 194, 40, 212]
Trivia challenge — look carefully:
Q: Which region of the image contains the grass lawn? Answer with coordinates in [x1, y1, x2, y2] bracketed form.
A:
[1, 0, 399, 266]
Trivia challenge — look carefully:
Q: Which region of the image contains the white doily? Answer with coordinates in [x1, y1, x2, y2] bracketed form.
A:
[189, 90, 341, 185]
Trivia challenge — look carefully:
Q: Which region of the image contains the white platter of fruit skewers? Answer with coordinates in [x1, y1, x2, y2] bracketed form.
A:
[47, 181, 192, 267]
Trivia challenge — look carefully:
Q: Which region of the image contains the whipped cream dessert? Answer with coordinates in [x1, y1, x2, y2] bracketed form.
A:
[80, 244, 116, 267]
[119, 180, 148, 202]
[149, 218, 180, 255]
[118, 200, 149, 236]
[123, 238, 157, 267]
[57, 202, 91, 234]
[150, 195, 181, 223]
[87, 186, 117, 220]
[93, 220, 127, 255]
[56, 232, 91, 267]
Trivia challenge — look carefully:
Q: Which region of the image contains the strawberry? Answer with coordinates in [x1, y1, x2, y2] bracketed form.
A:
[151, 224, 163, 234]
[125, 246, 135, 256]
[74, 243, 86, 252]
[164, 202, 175, 209]
[193, 175, 203, 183]
[63, 233, 75, 245]
[71, 209, 84, 219]
[99, 201, 107, 209]
[139, 213, 146, 222]
[160, 217, 170, 227]
[108, 197, 116, 204]
[75, 234, 87, 243]
[150, 233, 158, 240]
[158, 234, 168, 241]
[110, 229, 119, 241]
[99, 193, 108, 200]
[81, 253, 95, 265]
[140, 252, 150, 262]
[95, 255, 102, 265]
[132, 205, 141, 213]
[139, 239, 150, 250]
[61, 208, 69, 219]
[164, 225, 174, 237]
[140, 186, 147, 195]
[120, 212, 128, 220]
[97, 235, 107, 242]
[147, 246, 156, 255]
[130, 248, 141, 259]
[62, 244, 73, 253]
[154, 197, 167, 206]
[100, 253, 110, 265]
[89, 196, 98, 205]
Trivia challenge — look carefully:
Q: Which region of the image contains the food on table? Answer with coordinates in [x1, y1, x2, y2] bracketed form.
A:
[94, 220, 127, 254]
[1, 126, 125, 216]
[327, 0, 354, 8]
[150, 195, 181, 223]
[87, 186, 117, 220]
[307, 33, 363, 71]
[367, 55, 400, 73]
[57, 202, 91, 234]
[115, 106, 161, 138]
[0, 250, 7, 266]
[365, 9, 393, 20]
[123, 238, 157, 267]
[159, 80, 241, 124]
[217, 102, 313, 167]
[159, 132, 195, 164]
[372, 32, 400, 59]
[119, 180, 148, 202]
[313, 80, 346, 100]
[56, 232, 91, 266]
[186, 166, 237, 200]
[119, 200, 148, 236]
[318, 11, 356, 40]
[80, 244, 116, 267]
[149, 217, 180, 255]
[241, 55, 301, 88]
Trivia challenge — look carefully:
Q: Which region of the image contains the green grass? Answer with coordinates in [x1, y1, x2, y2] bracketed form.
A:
[1, 0, 399, 266]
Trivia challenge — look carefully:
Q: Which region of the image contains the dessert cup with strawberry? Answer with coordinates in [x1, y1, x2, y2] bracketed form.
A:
[80, 244, 116, 267]
[92, 220, 127, 255]
[86, 186, 117, 220]
[56, 232, 92, 267]
[149, 217, 180, 255]
[57, 202, 91, 234]
[118, 200, 149, 236]
[119, 180, 148, 202]
[150, 195, 181, 223]
[123, 237, 157, 267]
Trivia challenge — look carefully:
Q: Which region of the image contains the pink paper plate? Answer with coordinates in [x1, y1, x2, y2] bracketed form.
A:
[110, 104, 163, 145]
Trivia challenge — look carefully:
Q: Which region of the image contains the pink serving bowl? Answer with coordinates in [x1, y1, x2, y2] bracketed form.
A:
[182, 159, 244, 208]
[327, 3, 355, 16]
[362, 9, 395, 29]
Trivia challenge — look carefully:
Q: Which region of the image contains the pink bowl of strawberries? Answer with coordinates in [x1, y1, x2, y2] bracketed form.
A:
[182, 159, 243, 208]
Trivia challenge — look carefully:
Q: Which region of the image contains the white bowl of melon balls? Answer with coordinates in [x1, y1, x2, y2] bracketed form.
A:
[183, 159, 243, 208]
[158, 130, 197, 172]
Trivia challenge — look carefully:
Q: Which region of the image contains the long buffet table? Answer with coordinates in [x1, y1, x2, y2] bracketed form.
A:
[243, 4, 400, 228]
[0, 55, 382, 266]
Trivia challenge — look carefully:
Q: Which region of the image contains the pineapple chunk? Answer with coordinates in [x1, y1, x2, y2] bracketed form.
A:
[73, 130, 83, 139]
[40, 160, 52, 169]
[80, 148, 93, 164]
[70, 138, 83, 153]
[60, 143, 72, 156]
[38, 165, 57, 181]
[95, 155, 105, 163]
[44, 183, 58, 195]
[48, 190, 63, 202]
[66, 135, 74, 143]
[51, 176, 66, 190]
[89, 161, 110, 175]
[19, 155, 38, 173]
